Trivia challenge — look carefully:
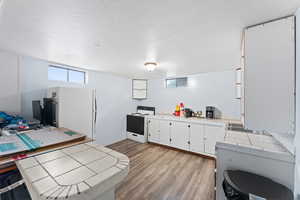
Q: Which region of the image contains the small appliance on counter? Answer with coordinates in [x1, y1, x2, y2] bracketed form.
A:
[183, 108, 194, 118]
[174, 103, 194, 117]
[206, 106, 216, 119]
[127, 106, 155, 143]
[194, 111, 203, 118]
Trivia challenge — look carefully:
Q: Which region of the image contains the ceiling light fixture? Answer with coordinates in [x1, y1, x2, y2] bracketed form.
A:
[145, 62, 157, 72]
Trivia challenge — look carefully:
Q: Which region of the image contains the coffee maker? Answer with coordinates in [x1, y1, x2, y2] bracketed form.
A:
[206, 106, 216, 119]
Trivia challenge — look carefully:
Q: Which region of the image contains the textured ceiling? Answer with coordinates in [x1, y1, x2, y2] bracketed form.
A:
[0, 0, 299, 78]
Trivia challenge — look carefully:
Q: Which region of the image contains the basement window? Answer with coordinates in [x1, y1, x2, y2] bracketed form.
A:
[48, 65, 86, 84]
[166, 77, 188, 88]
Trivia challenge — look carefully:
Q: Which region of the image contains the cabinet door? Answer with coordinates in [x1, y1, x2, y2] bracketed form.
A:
[148, 119, 160, 143]
[204, 125, 225, 155]
[159, 121, 171, 146]
[189, 124, 205, 154]
[170, 121, 190, 151]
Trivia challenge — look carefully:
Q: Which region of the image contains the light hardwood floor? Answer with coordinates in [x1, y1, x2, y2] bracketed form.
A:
[107, 139, 216, 200]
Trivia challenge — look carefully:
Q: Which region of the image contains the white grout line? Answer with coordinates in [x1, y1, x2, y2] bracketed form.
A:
[65, 185, 72, 199]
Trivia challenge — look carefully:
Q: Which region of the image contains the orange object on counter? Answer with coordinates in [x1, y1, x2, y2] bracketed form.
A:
[180, 103, 185, 117]
[174, 105, 181, 116]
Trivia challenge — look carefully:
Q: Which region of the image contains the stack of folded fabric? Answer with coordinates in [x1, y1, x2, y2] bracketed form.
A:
[0, 112, 27, 129]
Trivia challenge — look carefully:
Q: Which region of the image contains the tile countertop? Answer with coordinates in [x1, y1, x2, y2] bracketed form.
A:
[16, 143, 129, 200]
[146, 114, 241, 126]
[217, 131, 295, 163]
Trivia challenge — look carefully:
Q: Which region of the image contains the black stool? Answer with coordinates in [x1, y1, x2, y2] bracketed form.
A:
[222, 170, 293, 200]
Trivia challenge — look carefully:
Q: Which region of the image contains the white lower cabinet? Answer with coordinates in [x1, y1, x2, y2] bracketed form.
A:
[147, 118, 226, 156]
[159, 120, 171, 146]
[189, 123, 205, 154]
[170, 121, 190, 151]
[148, 119, 160, 143]
[204, 125, 226, 155]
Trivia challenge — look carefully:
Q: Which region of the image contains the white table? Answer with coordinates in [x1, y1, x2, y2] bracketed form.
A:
[16, 142, 129, 200]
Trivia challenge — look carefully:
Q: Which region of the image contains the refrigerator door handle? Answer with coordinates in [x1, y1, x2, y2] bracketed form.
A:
[95, 97, 97, 124]
[92, 91, 97, 141]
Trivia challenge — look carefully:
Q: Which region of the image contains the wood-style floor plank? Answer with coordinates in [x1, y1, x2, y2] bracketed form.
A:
[107, 139, 215, 200]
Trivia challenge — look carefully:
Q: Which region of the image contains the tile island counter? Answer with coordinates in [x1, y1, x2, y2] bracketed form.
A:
[16, 142, 129, 200]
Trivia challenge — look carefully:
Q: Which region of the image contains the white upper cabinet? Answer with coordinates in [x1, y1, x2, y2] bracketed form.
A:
[189, 124, 205, 154]
[170, 121, 190, 151]
[132, 79, 147, 99]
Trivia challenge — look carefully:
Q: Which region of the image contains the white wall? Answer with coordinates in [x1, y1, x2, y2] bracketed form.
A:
[138, 70, 241, 120]
[0, 50, 20, 114]
[0, 49, 240, 145]
[18, 55, 135, 145]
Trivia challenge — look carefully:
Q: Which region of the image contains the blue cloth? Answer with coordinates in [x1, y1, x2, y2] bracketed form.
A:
[0, 112, 27, 128]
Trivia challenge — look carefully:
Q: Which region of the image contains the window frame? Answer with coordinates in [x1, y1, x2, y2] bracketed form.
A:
[166, 77, 188, 88]
[132, 79, 148, 100]
[48, 65, 87, 84]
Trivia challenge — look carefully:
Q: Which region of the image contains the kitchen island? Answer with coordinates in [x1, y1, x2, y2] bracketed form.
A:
[16, 142, 129, 200]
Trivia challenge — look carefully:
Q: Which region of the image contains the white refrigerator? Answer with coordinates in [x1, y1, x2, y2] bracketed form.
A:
[47, 87, 97, 140]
